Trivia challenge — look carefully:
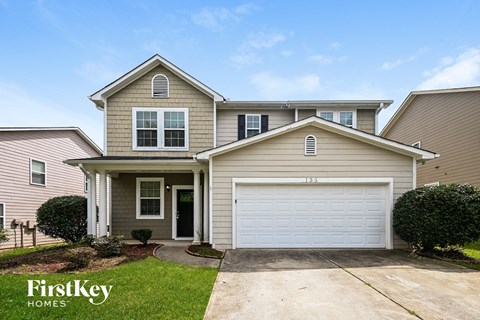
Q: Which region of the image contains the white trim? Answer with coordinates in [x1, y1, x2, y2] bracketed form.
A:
[151, 74, 169, 98]
[30, 158, 47, 186]
[0, 203, 5, 229]
[172, 185, 194, 240]
[304, 135, 317, 156]
[245, 114, 261, 138]
[231, 177, 394, 249]
[413, 158, 417, 189]
[424, 182, 440, 187]
[132, 107, 189, 151]
[213, 100, 217, 147]
[317, 110, 356, 128]
[196, 116, 437, 161]
[294, 108, 298, 122]
[98, 171, 108, 236]
[103, 98, 108, 155]
[136, 177, 165, 219]
[84, 174, 88, 193]
[318, 111, 335, 122]
[208, 159, 213, 247]
[203, 170, 209, 243]
[412, 141, 421, 149]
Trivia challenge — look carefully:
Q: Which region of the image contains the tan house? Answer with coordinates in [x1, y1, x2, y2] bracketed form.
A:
[0, 127, 102, 248]
[381, 87, 480, 187]
[66, 55, 436, 250]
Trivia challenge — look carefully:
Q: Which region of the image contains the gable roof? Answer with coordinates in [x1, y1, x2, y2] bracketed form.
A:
[380, 86, 480, 136]
[0, 127, 102, 155]
[195, 116, 437, 161]
[89, 54, 224, 109]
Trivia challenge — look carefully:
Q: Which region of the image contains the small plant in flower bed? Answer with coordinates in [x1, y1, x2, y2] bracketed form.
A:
[187, 244, 224, 259]
[66, 246, 96, 269]
[92, 235, 126, 258]
[131, 229, 152, 246]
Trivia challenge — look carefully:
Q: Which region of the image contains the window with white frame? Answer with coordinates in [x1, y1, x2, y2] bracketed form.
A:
[246, 114, 261, 138]
[30, 159, 46, 186]
[319, 112, 334, 122]
[412, 141, 421, 149]
[136, 178, 164, 219]
[0, 203, 5, 229]
[152, 74, 169, 98]
[305, 135, 317, 155]
[339, 111, 354, 127]
[133, 108, 188, 150]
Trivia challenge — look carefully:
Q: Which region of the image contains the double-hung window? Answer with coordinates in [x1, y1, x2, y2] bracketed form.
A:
[30, 159, 46, 186]
[317, 110, 356, 128]
[339, 111, 354, 127]
[133, 108, 188, 150]
[0, 203, 5, 229]
[136, 178, 164, 219]
[246, 114, 261, 138]
[319, 112, 334, 122]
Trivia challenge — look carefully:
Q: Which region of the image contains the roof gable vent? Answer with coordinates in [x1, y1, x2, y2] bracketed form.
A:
[152, 74, 169, 98]
[305, 135, 317, 156]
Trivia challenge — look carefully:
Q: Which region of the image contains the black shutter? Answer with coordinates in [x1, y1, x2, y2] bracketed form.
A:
[238, 115, 246, 140]
[261, 115, 269, 133]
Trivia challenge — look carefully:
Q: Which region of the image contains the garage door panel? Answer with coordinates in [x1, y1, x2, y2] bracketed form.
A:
[236, 184, 387, 248]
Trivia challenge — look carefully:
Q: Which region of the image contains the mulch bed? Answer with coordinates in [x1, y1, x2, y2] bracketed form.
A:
[186, 244, 224, 259]
[0, 243, 159, 274]
[415, 248, 480, 264]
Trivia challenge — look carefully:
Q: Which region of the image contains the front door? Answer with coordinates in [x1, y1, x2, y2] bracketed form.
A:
[176, 189, 194, 238]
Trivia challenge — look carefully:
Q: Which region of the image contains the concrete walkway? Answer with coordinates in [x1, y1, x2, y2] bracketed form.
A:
[154, 241, 221, 268]
[205, 249, 480, 320]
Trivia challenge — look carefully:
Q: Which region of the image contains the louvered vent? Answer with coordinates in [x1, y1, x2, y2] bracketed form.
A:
[152, 74, 169, 98]
[305, 135, 317, 156]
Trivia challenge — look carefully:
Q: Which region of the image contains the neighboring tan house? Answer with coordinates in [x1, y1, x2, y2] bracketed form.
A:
[0, 127, 102, 248]
[66, 55, 436, 250]
[381, 87, 480, 187]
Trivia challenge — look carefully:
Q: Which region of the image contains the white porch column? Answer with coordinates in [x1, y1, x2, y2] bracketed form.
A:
[203, 170, 209, 243]
[98, 170, 108, 237]
[86, 175, 93, 235]
[90, 172, 97, 237]
[193, 169, 201, 244]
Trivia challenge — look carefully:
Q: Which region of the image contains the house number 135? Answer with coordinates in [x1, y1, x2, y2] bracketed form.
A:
[305, 177, 319, 183]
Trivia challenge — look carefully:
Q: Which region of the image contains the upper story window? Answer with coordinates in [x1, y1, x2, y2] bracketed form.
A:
[133, 108, 189, 151]
[305, 135, 317, 156]
[152, 74, 169, 98]
[412, 141, 421, 149]
[30, 159, 46, 186]
[246, 114, 261, 138]
[238, 114, 269, 140]
[317, 110, 356, 128]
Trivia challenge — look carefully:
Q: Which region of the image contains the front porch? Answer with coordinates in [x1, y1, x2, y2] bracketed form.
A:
[67, 157, 209, 244]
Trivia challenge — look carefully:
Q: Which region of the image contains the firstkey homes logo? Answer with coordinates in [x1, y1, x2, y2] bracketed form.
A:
[27, 280, 113, 307]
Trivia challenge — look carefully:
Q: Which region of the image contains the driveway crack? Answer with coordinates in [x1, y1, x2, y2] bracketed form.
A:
[317, 252, 424, 320]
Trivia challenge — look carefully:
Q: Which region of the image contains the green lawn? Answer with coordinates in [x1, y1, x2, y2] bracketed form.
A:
[464, 240, 480, 259]
[0, 256, 218, 320]
[0, 244, 68, 261]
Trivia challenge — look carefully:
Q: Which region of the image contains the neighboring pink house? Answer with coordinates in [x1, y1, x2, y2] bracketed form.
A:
[0, 127, 102, 248]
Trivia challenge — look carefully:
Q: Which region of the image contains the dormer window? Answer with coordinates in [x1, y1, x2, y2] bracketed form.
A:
[152, 74, 169, 98]
[305, 135, 317, 156]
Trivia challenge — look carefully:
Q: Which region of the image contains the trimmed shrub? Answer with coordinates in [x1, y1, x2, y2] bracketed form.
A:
[0, 228, 9, 245]
[66, 246, 96, 269]
[36, 195, 87, 243]
[80, 234, 95, 247]
[92, 235, 125, 258]
[131, 229, 152, 246]
[393, 184, 480, 252]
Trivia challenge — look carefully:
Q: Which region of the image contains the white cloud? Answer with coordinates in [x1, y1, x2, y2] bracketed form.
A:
[0, 81, 103, 147]
[230, 51, 261, 66]
[251, 72, 321, 99]
[247, 32, 286, 49]
[329, 42, 341, 49]
[308, 54, 346, 64]
[75, 62, 121, 85]
[231, 31, 289, 67]
[281, 50, 293, 57]
[417, 48, 480, 90]
[191, 3, 260, 31]
[381, 48, 427, 70]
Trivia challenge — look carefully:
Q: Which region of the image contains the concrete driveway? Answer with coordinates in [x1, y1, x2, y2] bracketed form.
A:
[204, 249, 480, 320]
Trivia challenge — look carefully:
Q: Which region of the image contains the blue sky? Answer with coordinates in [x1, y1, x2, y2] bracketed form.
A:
[1, 0, 480, 148]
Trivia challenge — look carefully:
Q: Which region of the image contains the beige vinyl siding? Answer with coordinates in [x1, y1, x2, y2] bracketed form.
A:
[383, 92, 480, 187]
[216, 109, 294, 146]
[111, 172, 198, 239]
[0, 130, 100, 248]
[107, 65, 214, 157]
[357, 109, 375, 134]
[297, 109, 316, 120]
[211, 126, 413, 250]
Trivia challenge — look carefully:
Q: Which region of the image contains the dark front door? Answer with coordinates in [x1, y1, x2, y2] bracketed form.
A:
[176, 189, 194, 238]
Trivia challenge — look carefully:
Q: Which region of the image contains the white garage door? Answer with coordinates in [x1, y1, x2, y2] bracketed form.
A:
[236, 184, 386, 248]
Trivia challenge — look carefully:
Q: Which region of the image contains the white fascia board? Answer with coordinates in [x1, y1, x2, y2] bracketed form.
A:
[64, 159, 198, 166]
[217, 100, 394, 110]
[196, 117, 437, 161]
